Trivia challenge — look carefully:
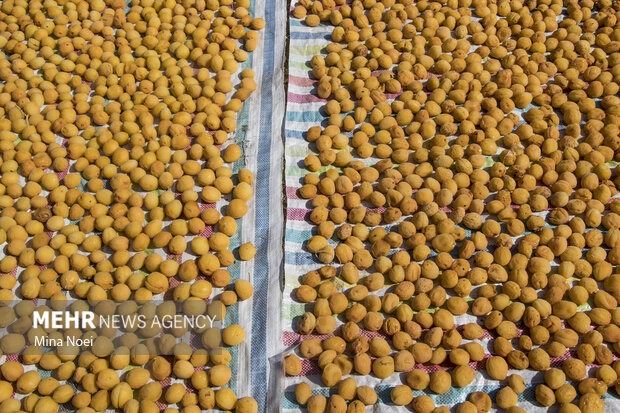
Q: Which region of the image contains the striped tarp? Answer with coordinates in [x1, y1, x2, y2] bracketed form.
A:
[281, 11, 620, 413]
[0, 0, 286, 411]
[229, 0, 286, 408]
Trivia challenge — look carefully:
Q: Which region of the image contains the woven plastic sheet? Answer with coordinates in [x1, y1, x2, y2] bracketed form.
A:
[281, 11, 620, 413]
[0, 0, 286, 411]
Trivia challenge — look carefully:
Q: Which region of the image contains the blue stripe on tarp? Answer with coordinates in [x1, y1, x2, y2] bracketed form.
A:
[251, 0, 276, 409]
[286, 227, 313, 240]
[285, 110, 327, 122]
[284, 250, 318, 265]
[285, 129, 306, 139]
[289, 31, 331, 40]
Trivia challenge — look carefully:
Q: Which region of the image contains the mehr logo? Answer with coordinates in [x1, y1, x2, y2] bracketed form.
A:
[33, 311, 96, 329]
